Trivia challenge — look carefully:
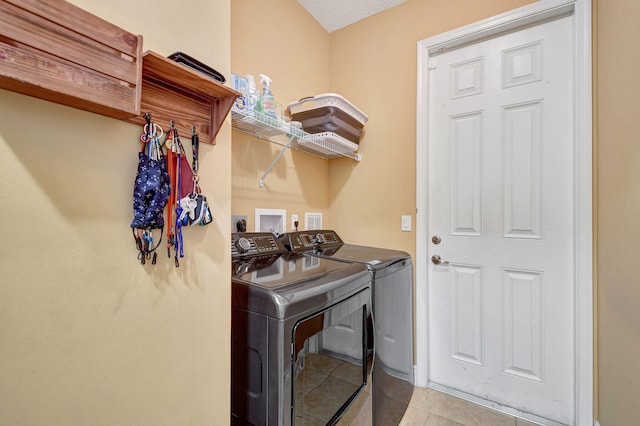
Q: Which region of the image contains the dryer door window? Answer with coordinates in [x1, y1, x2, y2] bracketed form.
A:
[292, 288, 371, 425]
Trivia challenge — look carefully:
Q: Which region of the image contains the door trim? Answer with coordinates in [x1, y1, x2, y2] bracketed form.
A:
[414, 1, 593, 425]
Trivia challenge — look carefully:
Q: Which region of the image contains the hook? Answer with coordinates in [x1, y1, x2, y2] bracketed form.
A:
[192, 125, 196, 135]
[170, 120, 175, 130]
[144, 112, 152, 126]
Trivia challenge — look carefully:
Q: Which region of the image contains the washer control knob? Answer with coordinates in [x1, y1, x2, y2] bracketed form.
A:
[315, 233, 326, 244]
[236, 237, 251, 253]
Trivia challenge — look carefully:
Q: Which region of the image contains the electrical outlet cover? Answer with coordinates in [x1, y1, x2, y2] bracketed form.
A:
[232, 215, 247, 232]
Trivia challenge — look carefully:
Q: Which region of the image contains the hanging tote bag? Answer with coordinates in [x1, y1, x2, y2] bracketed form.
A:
[131, 116, 170, 264]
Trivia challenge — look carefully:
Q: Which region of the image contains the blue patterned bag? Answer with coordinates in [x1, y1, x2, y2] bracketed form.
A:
[130, 151, 171, 229]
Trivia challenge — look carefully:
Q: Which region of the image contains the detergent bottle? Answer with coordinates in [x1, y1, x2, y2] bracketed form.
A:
[244, 74, 259, 111]
[257, 74, 277, 120]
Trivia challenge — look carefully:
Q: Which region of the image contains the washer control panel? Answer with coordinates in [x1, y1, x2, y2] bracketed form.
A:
[279, 230, 344, 252]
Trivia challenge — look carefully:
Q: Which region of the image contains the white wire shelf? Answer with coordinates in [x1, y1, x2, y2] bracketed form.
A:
[231, 106, 362, 161]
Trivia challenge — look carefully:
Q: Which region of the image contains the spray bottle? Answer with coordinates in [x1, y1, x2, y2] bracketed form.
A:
[257, 74, 276, 119]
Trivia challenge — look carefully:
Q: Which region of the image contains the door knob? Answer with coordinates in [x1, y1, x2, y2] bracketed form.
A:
[431, 255, 449, 265]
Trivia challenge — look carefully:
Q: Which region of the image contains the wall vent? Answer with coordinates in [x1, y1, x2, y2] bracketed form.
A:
[305, 213, 323, 231]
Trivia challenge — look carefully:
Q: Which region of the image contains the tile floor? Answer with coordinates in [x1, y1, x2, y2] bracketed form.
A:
[399, 387, 538, 426]
[294, 352, 539, 425]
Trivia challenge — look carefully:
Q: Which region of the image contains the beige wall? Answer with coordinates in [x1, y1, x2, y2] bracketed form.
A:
[5, 0, 638, 423]
[596, 0, 640, 423]
[327, 0, 537, 271]
[232, 0, 535, 255]
[231, 0, 333, 232]
[0, 0, 232, 424]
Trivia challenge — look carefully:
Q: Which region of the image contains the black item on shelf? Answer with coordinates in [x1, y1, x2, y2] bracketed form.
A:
[167, 52, 226, 83]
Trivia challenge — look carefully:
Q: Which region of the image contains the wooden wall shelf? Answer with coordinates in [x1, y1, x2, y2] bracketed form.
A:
[1, 1, 239, 145]
[0, 0, 142, 120]
[126, 51, 241, 145]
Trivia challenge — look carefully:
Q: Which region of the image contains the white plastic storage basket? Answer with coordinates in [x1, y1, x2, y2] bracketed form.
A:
[287, 93, 368, 126]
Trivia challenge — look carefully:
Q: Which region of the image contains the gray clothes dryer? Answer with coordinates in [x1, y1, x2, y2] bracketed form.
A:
[279, 231, 414, 426]
[231, 232, 374, 426]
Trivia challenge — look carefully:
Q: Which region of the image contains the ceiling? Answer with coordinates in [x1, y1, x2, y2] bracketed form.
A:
[297, 0, 408, 33]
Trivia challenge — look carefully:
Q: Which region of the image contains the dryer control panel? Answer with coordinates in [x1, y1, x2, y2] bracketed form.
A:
[231, 232, 287, 258]
[279, 230, 344, 252]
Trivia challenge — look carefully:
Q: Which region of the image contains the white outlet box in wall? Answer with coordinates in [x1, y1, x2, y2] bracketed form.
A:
[255, 208, 286, 236]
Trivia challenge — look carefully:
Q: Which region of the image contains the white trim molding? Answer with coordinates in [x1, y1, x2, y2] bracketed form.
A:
[415, 1, 593, 424]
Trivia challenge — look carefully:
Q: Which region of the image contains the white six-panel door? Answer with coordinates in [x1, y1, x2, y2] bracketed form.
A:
[427, 14, 575, 424]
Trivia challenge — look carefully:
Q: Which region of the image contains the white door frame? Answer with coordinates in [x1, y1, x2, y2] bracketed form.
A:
[414, 0, 593, 425]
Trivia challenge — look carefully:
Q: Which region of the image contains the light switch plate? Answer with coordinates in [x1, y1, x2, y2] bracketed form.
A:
[401, 215, 412, 232]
